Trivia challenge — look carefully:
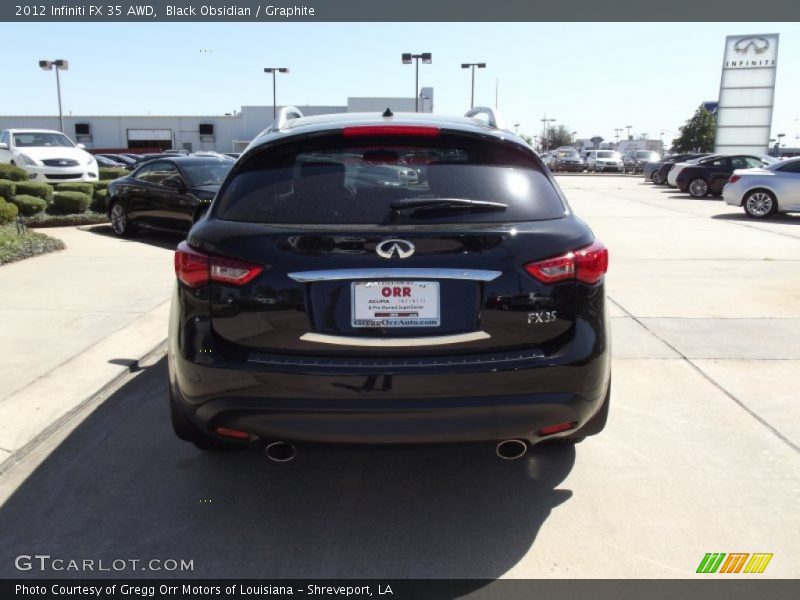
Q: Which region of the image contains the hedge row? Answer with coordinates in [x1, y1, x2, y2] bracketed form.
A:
[0, 177, 113, 216]
[11, 195, 48, 216]
[99, 167, 127, 180]
[0, 164, 28, 182]
[52, 191, 92, 214]
[0, 198, 19, 224]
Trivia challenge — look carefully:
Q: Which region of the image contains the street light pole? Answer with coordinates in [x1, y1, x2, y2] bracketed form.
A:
[625, 125, 632, 140]
[402, 53, 432, 112]
[39, 59, 69, 133]
[541, 116, 556, 152]
[461, 62, 486, 109]
[263, 67, 289, 120]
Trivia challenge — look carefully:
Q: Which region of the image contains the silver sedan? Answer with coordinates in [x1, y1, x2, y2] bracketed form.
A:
[723, 157, 800, 218]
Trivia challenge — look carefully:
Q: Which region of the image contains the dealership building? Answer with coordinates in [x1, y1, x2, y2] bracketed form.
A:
[0, 90, 434, 154]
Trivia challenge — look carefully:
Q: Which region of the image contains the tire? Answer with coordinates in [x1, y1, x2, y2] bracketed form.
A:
[109, 201, 137, 237]
[688, 177, 709, 198]
[743, 189, 778, 219]
[651, 171, 664, 185]
[169, 387, 242, 451]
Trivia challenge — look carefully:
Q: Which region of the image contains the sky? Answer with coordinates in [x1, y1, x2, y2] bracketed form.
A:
[3, 21, 799, 145]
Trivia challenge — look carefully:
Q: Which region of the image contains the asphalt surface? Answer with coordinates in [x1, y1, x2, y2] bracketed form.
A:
[0, 176, 798, 580]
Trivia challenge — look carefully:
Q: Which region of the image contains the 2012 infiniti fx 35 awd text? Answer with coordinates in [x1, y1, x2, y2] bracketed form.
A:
[168, 107, 610, 461]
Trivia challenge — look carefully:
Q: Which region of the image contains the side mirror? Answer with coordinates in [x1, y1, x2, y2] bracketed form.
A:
[0, 143, 8, 150]
[76, 143, 86, 149]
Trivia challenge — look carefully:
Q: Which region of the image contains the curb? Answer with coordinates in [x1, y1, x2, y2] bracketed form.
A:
[0, 339, 168, 476]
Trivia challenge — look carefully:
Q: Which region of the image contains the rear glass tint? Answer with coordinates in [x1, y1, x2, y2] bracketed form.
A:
[215, 133, 566, 224]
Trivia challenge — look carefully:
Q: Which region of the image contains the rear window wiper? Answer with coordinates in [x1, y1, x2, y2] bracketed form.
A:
[389, 197, 508, 218]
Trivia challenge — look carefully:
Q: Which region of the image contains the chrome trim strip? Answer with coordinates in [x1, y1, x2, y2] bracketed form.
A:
[288, 268, 502, 283]
[299, 331, 491, 347]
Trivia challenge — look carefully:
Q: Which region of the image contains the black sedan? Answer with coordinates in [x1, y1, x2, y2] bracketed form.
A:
[648, 153, 710, 185]
[676, 154, 770, 198]
[107, 156, 232, 236]
[168, 108, 611, 461]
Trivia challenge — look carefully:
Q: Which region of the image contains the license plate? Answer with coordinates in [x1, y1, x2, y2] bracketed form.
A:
[351, 281, 440, 328]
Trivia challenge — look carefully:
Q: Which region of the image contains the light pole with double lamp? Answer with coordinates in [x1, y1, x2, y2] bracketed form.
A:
[541, 117, 556, 152]
[264, 67, 289, 119]
[39, 59, 69, 133]
[461, 62, 486, 109]
[402, 53, 432, 112]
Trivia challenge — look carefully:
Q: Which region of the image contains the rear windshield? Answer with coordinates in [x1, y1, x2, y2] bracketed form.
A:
[215, 133, 566, 224]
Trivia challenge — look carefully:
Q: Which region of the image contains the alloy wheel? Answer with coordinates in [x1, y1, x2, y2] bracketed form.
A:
[689, 178, 708, 198]
[745, 192, 775, 218]
[110, 203, 127, 235]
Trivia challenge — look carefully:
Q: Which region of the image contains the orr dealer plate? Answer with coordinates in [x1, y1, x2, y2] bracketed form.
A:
[351, 281, 440, 328]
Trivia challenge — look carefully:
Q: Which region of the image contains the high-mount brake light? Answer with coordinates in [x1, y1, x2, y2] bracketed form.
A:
[174, 241, 263, 288]
[342, 126, 441, 137]
[524, 240, 608, 285]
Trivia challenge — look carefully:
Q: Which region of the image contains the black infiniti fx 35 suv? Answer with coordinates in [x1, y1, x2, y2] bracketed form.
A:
[168, 107, 611, 461]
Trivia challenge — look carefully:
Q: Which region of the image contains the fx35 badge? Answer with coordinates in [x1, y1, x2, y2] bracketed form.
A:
[528, 311, 557, 324]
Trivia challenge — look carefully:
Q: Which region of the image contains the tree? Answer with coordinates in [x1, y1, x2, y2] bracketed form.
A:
[520, 134, 534, 147]
[672, 106, 716, 153]
[590, 136, 604, 148]
[548, 125, 574, 148]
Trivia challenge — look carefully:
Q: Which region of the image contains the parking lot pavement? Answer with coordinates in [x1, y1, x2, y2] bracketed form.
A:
[0, 176, 798, 579]
[0, 225, 178, 468]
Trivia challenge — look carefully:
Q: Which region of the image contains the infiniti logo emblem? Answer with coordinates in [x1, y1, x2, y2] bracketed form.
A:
[375, 239, 415, 259]
[734, 36, 770, 55]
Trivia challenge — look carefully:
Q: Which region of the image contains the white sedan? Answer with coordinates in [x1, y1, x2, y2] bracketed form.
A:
[0, 128, 99, 182]
[723, 157, 800, 218]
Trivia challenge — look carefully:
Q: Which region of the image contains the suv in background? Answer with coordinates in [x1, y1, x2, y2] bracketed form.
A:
[0, 128, 99, 182]
[585, 149, 624, 172]
[624, 150, 660, 174]
[168, 107, 611, 461]
[552, 148, 585, 172]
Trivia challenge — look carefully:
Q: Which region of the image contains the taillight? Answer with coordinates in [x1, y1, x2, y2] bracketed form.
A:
[174, 242, 209, 288]
[342, 126, 441, 137]
[524, 240, 608, 285]
[174, 241, 263, 288]
[729, 175, 740, 184]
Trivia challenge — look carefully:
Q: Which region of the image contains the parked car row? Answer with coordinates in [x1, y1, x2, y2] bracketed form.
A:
[541, 147, 660, 174]
[94, 150, 238, 170]
[645, 152, 800, 219]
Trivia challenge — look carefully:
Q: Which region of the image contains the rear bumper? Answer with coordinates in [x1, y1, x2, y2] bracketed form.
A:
[169, 302, 611, 446]
[175, 387, 606, 445]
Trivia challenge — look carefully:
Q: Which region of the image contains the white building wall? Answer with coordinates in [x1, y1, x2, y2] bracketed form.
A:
[0, 93, 432, 152]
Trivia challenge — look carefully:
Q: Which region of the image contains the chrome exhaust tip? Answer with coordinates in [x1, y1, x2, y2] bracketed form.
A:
[265, 441, 296, 463]
[495, 439, 528, 460]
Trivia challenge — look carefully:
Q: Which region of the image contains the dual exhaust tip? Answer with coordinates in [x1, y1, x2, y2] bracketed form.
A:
[265, 439, 528, 462]
[495, 439, 528, 460]
[265, 441, 296, 462]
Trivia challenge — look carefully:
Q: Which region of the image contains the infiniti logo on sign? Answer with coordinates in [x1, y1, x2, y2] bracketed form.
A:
[375, 239, 415, 259]
[734, 36, 770, 55]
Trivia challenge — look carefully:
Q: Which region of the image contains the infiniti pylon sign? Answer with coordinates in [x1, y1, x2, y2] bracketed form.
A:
[714, 33, 779, 155]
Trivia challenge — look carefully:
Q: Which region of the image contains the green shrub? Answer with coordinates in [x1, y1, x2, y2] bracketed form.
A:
[56, 182, 94, 196]
[0, 198, 19, 223]
[0, 179, 15, 199]
[91, 189, 108, 212]
[15, 181, 54, 202]
[92, 179, 115, 192]
[0, 164, 29, 181]
[10, 194, 47, 216]
[51, 191, 91, 214]
[99, 167, 127, 180]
